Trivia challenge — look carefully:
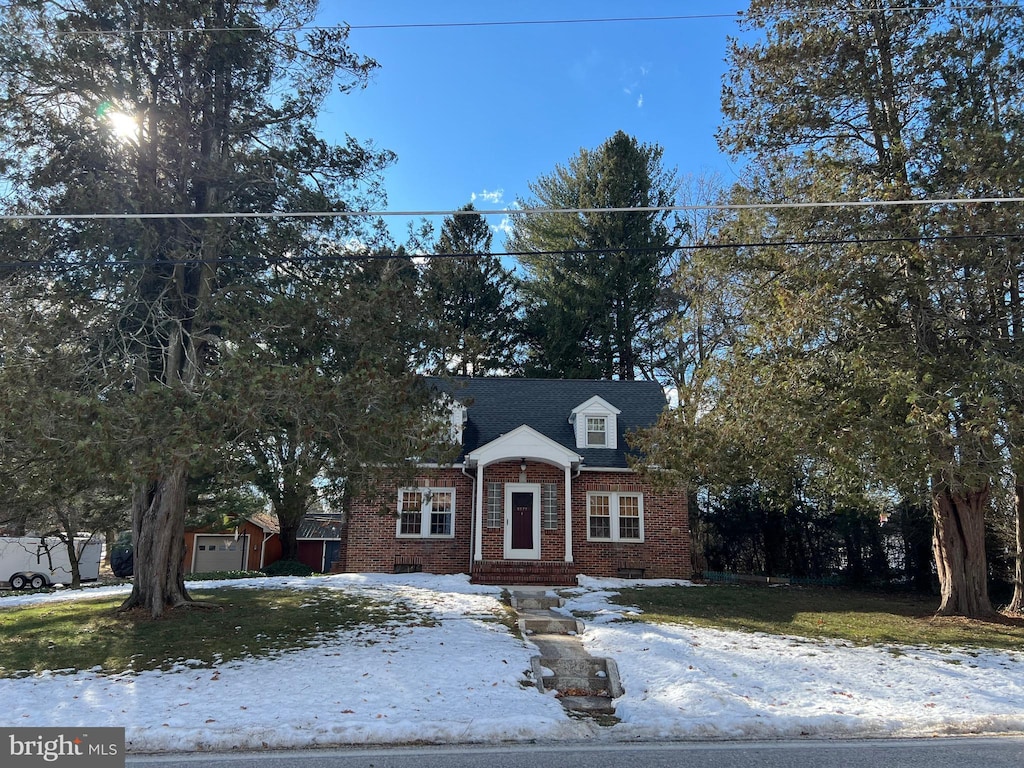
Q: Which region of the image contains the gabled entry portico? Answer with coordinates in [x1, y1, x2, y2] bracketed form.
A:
[466, 425, 583, 566]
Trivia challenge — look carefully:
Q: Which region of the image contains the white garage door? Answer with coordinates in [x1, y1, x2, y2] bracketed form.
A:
[193, 535, 249, 572]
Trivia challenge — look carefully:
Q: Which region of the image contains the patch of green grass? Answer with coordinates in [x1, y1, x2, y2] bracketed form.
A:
[494, 590, 523, 639]
[613, 584, 1024, 652]
[184, 570, 269, 581]
[0, 586, 421, 678]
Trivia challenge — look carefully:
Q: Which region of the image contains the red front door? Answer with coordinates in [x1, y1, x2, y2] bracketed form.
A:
[511, 492, 534, 550]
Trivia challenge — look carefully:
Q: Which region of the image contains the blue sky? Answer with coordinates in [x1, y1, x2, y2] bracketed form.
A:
[315, 1, 748, 247]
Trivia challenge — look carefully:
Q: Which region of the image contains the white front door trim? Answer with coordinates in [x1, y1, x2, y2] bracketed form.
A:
[504, 482, 541, 560]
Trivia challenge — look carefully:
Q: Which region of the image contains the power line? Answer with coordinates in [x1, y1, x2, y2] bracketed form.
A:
[7, 6, 1019, 37]
[3, 197, 1024, 222]
[43, 14, 743, 36]
[2, 230, 1020, 271]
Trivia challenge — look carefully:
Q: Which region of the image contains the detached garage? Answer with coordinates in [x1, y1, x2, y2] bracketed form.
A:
[184, 513, 282, 574]
[192, 535, 249, 572]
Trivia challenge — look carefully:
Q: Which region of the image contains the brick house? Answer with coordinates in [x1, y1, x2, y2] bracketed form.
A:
[335, 377, 690, 585]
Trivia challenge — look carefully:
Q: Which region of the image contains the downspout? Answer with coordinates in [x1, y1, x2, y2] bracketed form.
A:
[462, 463, 476, 574]
[566, 463, 582, 564]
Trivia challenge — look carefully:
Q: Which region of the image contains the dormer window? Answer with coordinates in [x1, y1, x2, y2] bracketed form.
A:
[436, 394, 467, 445]
[449, 401, 467, 445]
[569, 395, 621, 450]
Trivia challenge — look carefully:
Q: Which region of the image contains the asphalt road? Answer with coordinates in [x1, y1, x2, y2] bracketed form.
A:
[127, 737, 1024, 768]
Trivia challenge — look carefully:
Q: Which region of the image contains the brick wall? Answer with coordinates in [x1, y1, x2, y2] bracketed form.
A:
[479, 460, 566, 561]
[340, 463, 690, 580]
[572, 472, 690, 579]
[342, 470, 474, 574]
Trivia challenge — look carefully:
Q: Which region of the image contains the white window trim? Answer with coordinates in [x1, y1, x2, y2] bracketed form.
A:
[585, 416, 608, 448]
[586, 491, 644, 542]
[570, 396, 621, 450]
[396, 487, 456, 539]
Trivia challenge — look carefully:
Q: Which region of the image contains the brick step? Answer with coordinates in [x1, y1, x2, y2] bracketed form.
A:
[470, 561, 578, 586]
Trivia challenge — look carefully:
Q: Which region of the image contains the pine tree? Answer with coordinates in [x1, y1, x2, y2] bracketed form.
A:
[672, 0, 1024, 617]
[511, 131, 683, 380]
[420, 205, 520, 376]
[0, 1, 397, 616]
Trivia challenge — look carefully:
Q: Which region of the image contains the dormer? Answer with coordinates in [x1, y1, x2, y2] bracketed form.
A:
[437, 394, 468, 445]
[569, 395, 621, 450]
[449, 399, 467, 445]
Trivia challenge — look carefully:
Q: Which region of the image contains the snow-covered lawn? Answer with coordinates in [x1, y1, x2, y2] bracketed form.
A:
[563, 578, 1024, 741]
[1, 573, 1022, 753]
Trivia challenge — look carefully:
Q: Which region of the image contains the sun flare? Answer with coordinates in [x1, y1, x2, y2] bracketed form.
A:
[106, 110, 139, 143]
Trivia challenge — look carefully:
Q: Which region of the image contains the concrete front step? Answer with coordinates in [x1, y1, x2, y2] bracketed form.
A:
[555, 694, 615, 716]
[539, 657, 618, 696]
[520, 616, 582, 635]
[532, 655, 623, 700]
[511, 588, 623, 717]
[511, 595, 562, 611]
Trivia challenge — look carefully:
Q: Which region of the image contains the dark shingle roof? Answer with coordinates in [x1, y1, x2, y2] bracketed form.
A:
[297, 515, 345, 540]
[429, 377, 667, 469]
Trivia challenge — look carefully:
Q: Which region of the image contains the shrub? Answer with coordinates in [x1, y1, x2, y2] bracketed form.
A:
[260, 559, 315, 577]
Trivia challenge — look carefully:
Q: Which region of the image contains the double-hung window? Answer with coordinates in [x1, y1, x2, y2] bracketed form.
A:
[586, 416, 607, 447]
[397, 487, 455, 539]
[587, 492, 644, 542]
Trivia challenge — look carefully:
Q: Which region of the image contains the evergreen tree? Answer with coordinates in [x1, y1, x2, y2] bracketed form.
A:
[510, 131, 683, 380]
[645, 0, 1024, 618]
[0, 1, 400, 617]
[420, 204, 520, 376]
[220, 249, 441, 563]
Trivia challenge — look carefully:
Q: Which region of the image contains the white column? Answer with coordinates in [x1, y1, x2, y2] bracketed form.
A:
[474, 462, 484, 561]
[563, 464, 574, 563]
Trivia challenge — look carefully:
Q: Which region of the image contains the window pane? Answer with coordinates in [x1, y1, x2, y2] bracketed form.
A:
[400, 512, 421, 535]
[401, 490, 423, 512]
[432, 491, 453, 513]
[486, 482, 502, 528]
[619, 515, 640, 540]
[588, 494, 611, 539]
[399, 490, 422, 535]
[586, 417, 606, 446]
[430, 512, 451, 536]
[542, 483, 558, 530]
[618, 494, 641, 540]
[619, 495, 639, 516]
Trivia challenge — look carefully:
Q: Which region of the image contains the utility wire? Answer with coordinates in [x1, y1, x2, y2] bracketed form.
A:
[1, 231, 1020, 271]
[3, 197, 1024, 222]
[6, 6, 1018, 37]
[43, 14, 744, 36]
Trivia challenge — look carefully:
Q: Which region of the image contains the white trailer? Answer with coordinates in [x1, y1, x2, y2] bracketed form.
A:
[0, 535, 103, 589]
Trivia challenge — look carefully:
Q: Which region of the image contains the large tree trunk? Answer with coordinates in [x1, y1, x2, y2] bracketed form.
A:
[1008, 483, 1024, 614]
[275, 485, 309, 562]
[120, 463, 192, 617]
[932, 486, 994, 618]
